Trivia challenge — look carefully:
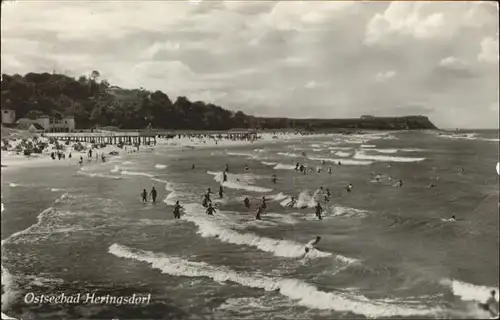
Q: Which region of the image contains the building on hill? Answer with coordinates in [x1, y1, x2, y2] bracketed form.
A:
[2, 109, 16, 124]
[16, 115, 75, 132]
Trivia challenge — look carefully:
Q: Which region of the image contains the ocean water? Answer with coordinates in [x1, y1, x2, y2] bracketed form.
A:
[1, 130, 499, 320]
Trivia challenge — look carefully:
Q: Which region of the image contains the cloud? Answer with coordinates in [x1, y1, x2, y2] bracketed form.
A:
[439, 56, 464, 68]
[365, 2, 444, 44]
[1, 0, 498, 128]
[478, 37, 499, 63]
[375, 70, 396, 82]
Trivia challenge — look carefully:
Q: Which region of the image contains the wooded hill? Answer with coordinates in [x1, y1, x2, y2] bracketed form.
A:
[1, 72, 438, 131]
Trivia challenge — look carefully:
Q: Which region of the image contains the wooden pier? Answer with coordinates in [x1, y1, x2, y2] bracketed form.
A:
[45, 132, 156, 145]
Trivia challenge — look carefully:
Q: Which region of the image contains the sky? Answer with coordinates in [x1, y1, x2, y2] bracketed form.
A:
[1, 0, 499, 128]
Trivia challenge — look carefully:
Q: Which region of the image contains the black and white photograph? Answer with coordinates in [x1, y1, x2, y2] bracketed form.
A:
[1, 0, 499, 319]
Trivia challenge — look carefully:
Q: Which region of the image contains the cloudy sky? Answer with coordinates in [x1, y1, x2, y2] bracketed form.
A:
[1, 1, 498, 128]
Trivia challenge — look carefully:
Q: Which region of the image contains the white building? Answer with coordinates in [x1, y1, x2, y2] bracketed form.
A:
[47, 115, 76, 132]
[1, 109, 16, 124]
[16, 115, 75, 132]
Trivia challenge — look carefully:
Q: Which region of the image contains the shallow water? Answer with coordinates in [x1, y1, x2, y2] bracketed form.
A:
[1, 130, 499, 319]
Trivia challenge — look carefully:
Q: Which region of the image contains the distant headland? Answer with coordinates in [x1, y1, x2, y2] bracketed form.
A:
[1, 72, 438, 131]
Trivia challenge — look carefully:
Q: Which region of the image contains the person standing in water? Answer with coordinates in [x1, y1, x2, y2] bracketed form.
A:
[224, 164, 229, 172]
[286, 196, 296, 208]
[255, 205, 264, 220]
[192, 164, 195, 170]
[328, 166, 332, 174]
[478, 290, 499, 318]
[141, 189, 148, 203]
[261, 196, 267, 209]
[346, 183, 353, 192]
[244, 197, 251, 209]
[173, 201, 183, 219]
[219, 185, 224, 199]
[271, 174, 277, 184]
[150, 187, 157, 204]
[223, 172, 228, 183]
[295, 163, 300, 171]
[245, 164, 250, 171]
[206, 203, 216, 216]
[397, 180, 403, 188]
[315, 203, 323, 220]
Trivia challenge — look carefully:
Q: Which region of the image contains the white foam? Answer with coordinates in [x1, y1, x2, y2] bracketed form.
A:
[361, 144, 376, 148]
[353, 151, 425, 163]
[1, 193, 67, 247]
[312, 148, 323, 152]
[227, 152, 256, 159]
[1, 312, 17, 320]
[296, 190, 317, 209]
[441, 279, 499, 302]
[277, 152, 300, 158]
[261, 161, 277, 166]
[268, 193, 288, 201]
[109, 243, 437, 318]
[365, 148, 398, 154]
[8, 183, 18, 188]
[308, 156, 373, 166]
[280, 197, 295, 208]
[1, 265, 17, 312]
[330, 206, 368, 218]
[328, 146, 353, 151]
[182, 203, 330, 259]
[50, 188, 62, 192]
[154, 164, 167, 169]
[363, 148, 424, 154]
[151, 178, 174, 192]
[110, 165, 121, 173]
[333, 151, 351, 157]
[164, 191, 181, 206]
[438, 132, 499, 143]
[78, 171, 122, 180]
[207, 171, 272, 193]
[1, 192, 68, 312]
[121, 170, 156, 178]
[273, 163, 296, 170]
[1, 203, 3, 213]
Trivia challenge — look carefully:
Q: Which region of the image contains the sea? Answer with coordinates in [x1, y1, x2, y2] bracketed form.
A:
[1, 130, 499, 320]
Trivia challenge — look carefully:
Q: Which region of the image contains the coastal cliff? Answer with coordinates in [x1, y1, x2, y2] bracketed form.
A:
[1, 72, 438, 131]
[256, 115, 438, 131]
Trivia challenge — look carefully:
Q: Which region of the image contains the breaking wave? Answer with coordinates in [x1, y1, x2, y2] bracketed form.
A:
[308, 156, 373, 166]
[353, 151, 425, 163]
[109, 243, 438, 318]
[207, 171, 272, 193]
[181, 203, 330, 259]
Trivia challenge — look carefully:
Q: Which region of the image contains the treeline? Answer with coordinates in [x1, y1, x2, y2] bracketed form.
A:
[1, 72, 254, 130]
[0, 72, 437, 130]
